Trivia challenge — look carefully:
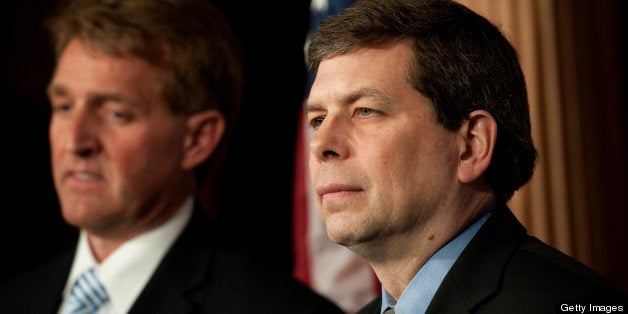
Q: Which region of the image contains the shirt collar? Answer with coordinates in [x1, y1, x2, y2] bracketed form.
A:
[62, 196, 194, 314]
[381, 204, 493, 314]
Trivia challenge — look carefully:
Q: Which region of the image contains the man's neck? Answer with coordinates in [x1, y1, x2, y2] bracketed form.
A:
[357, 192, 496, 300]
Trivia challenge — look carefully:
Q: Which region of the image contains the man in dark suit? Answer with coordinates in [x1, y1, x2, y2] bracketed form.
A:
[0, 0, 342, 313]
[303, 0, 626, 313]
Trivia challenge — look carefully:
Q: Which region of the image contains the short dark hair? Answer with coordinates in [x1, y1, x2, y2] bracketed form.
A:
[307, 0, 537, 201]
[45, 0, 244, 181]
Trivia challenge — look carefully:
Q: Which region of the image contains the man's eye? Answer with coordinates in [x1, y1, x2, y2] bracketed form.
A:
[356, 107, 375, 116]
[51, 103, 71, 113]
[308, 116, 325, 130]
[102, 107, 134, 123]
[110, 110, 132, 122]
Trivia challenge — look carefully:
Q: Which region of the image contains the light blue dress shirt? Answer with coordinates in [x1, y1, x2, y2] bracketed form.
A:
[380, 208, 492, 314]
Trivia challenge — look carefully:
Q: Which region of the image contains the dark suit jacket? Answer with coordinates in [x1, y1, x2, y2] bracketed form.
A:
[358, 202, 626, 314]
[0, 203, 344, 314]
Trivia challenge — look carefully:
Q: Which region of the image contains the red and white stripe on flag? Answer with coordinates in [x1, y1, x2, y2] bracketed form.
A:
[292, 107, 380, 313]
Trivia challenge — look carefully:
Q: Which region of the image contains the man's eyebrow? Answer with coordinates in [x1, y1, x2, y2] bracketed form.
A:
[47, 83, 66, 98]
[304, 87, 392, 114]
[349, 87, 391, 104]
[303, 101, 323, 114]
[47, 83, 127, 107]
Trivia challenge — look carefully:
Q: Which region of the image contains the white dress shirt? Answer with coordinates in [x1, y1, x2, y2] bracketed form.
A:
[58, 197, 194, 314]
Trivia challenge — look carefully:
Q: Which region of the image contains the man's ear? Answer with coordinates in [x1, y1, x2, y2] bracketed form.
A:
[181, 109, 225, 170]
[457, 110, 497, 184]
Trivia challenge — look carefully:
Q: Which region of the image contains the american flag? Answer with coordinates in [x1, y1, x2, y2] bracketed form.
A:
[292, 1, 380, 312]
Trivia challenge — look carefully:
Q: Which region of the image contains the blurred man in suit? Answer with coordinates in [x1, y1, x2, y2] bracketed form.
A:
[0, 0, 343, 313]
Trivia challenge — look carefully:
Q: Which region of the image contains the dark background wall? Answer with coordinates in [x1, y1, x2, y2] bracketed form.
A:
[2, 1, 74, 281]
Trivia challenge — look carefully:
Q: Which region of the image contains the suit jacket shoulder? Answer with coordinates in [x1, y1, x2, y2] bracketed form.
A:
[356, 202, 626, 314]
[0, 203, 343, 314]
[129, 204, 343, 313]
[427, 202, 626, 314]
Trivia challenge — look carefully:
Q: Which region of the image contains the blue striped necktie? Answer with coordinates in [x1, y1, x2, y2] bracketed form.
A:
[60, 268, 110, 314]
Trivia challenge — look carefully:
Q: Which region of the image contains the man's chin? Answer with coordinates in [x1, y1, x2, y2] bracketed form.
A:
[327, 233, 353, 247]
[60, 202, 104, 225]
[325, 226, 369, 248]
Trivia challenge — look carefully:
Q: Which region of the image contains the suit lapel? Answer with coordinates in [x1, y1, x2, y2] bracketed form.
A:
[129, 204, 217, 313]
[41, 251, 75, 312]
[427, 203, 527, 313]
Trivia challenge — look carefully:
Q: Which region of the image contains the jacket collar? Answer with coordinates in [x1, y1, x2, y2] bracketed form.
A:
[427, 202, 527, 313]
